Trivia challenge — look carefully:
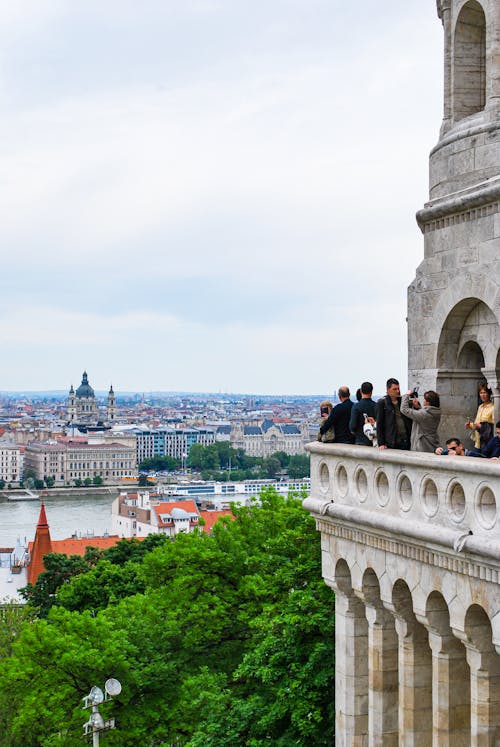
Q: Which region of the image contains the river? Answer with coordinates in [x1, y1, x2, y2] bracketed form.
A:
[0, 493, 115, 547]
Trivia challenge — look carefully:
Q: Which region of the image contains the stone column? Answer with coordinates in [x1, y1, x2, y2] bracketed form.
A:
[364, 603, 398, 747]
[461, 645, 500, 747]
[334, 587, 369, 747]
[437, 0, 453, 134]
[481, 369, 500, 426]
[394, 616, 432, 747]
[426, 630, 470, 747]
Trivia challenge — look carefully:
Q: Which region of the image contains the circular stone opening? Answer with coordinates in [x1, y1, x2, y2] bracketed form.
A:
[447, 480, 466, 521]
[319, 462, 330, 492]
[375, 469, 390, 506]
[355, 467, 368, 502]
[475, 484, 497, 529]
[397, 473, 413, 512]
[335, 464, 349, 496]
[422, 477, 439, 516]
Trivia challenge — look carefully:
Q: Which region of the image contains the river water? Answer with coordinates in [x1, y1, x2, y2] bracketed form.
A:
[0, 493, 115, 547]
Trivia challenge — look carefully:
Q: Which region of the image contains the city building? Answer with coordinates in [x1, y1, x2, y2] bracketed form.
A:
[67, 371, 115, 428]
[111, 491, 232, 539]
[134, 426, 216, 465]
[0, 444, 22, 485]
[24, 440, 136, 484]
[228, 420, 309, 456]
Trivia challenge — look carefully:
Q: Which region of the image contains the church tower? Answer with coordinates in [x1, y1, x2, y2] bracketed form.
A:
[408, 0, 500, 439]
[107, 385, 116, 422]
[67, 384, 76, 423]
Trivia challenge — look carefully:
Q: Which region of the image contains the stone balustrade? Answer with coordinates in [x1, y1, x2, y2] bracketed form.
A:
[306, 442, 500, 560]
[303, 442, 500, 746]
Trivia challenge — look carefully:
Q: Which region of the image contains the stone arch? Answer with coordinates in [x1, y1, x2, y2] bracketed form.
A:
[453, 0, 486, 121]
[463, 604, 500, 739]
[334, 557, 353, 594]
[436, 296, 500, 440]
[465, 603, 496, 651]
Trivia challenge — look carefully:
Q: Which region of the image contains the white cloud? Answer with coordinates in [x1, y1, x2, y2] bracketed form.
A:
[0, 1, 443, 393]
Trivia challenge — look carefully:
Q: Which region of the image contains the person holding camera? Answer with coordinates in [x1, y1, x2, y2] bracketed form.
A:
[376, 378, 412, 450]
[317, 400, 335, 443]
[400, 388, 441, 453]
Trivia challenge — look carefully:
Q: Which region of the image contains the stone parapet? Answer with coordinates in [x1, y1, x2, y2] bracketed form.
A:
[306, 442, 500, 542]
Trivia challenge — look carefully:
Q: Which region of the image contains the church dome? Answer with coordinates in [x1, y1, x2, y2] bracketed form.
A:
[75, 371, 95, 399]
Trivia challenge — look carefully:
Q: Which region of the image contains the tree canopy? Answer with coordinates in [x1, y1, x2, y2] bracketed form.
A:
[0, 488, 334, 746]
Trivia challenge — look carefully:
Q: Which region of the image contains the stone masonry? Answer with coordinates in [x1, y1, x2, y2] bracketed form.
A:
[408, 0, 500, 442]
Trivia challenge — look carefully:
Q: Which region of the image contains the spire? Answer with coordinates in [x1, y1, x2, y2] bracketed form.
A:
[27, 502, 53, 586]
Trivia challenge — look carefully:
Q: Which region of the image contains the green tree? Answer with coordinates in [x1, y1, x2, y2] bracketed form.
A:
[92, 475, 103, 486]
[44, 476, 55, 488]
[0, 490, 334, 746]
[287, 454, 310, 479]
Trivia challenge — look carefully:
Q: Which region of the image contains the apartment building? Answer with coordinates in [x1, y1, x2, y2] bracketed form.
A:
[25, 441, 137, 484]
[0, 444, 22, 485]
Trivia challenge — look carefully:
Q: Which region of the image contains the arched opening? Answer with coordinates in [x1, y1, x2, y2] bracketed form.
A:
[453, 0, 486, 121]
[463, 604, 500, 739]
[436, 297, 497, 441]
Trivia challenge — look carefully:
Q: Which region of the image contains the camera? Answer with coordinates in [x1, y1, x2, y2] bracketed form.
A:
[409, 387, 419, 399]
[320, 406, 330, 416]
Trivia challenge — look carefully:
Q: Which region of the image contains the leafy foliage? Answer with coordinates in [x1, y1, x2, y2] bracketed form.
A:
[0, 489, 334, 746]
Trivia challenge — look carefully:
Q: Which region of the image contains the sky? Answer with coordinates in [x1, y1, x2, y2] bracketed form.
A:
[0, 1, 443, 396]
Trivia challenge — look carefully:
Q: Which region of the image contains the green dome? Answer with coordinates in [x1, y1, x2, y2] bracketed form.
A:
[75, 371, 95, 398]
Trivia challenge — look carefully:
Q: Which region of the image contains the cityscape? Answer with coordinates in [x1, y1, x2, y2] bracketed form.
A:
[1, 1, 499, 746]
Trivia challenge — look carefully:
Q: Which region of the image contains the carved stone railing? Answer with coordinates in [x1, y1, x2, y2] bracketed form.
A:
[304, 442, 500, 561]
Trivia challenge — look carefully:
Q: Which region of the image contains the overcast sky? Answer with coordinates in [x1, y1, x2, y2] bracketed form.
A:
[0, 1, 443, 396]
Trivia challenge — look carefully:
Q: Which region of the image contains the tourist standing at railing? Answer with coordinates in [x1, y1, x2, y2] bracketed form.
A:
[465, 383, 495, 453]
[401, 390, 441, 453]
[319, 386, 355, 444]
[349, 381, 376, 445]
[376, 378, 412, 450]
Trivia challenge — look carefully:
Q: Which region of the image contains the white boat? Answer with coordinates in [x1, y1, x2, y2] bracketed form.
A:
[7, 489, 40, 502]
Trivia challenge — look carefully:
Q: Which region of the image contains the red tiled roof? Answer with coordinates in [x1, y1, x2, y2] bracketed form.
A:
[200, 510, 233, 533]
[50, 536, 123, 556]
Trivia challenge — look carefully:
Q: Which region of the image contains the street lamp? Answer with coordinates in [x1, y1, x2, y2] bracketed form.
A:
[82, 678, 122, 746]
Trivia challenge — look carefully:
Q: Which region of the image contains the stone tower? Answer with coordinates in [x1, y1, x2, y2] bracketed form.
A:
[408, 0, 500, 440]
[304, 4, 500, 745]
[107, 384, 116, 422]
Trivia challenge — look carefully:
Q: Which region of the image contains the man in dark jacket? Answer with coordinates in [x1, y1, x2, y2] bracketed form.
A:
[376, 378, 412, 450]
[319, 386, 354, 444]
[349, 381, 377, 445]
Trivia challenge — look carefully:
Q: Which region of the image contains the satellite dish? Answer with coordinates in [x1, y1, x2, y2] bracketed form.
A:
[89, 686, 104, 705]
[105, 678, 122, 696]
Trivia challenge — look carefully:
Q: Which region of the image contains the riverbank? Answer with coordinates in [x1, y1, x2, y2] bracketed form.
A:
[0, 485, 124, 500]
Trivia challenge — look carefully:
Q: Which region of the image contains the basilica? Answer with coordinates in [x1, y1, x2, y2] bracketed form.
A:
[67, 371, 115, 429]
